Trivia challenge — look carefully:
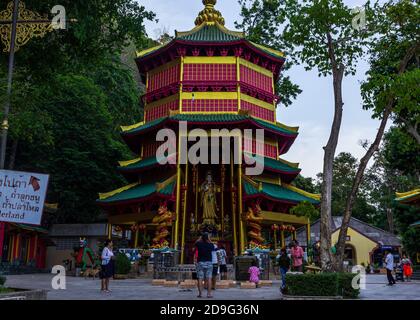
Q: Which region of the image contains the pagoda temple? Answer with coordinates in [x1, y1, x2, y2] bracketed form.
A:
[97, 0, 320, 263]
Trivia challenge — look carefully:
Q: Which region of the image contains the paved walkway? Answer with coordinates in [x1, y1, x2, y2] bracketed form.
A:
[3, 274, 420, 300]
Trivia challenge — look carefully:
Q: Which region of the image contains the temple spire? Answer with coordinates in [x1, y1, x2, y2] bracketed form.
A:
[195, 0, 225, 26]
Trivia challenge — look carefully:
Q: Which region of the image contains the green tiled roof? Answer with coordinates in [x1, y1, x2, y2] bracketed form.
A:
[118, 154, 176, 172]
[177, 24, 243, 42]
[244, 153, 300, 174]
[243, 181, 319, 204]
[12, 223, 48, 234]
[97, 181, 175, 204]
[122, 114, 298, 137]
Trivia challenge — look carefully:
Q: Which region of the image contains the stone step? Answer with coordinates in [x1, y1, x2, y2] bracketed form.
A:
[240, 282, 256, 289]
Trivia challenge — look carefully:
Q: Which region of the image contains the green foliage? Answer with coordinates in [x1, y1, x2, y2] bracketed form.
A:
[361, 0, 419, 139]
[337, 272, 360, 299]
[0, 275, 6, 286]
[286, 273, 360, 298]
[115, 253, 132, 275]
[290, 201, 319, 223]
[315, 152, 377, 222]
[236, 0, 301, 106]
[292, 175, 319, 194]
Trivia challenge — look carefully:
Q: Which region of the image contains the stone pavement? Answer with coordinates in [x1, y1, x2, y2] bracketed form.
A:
[3, 273, 420, 300]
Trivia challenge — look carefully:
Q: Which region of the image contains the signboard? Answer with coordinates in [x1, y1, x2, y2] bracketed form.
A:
[0, 170, 49, 225]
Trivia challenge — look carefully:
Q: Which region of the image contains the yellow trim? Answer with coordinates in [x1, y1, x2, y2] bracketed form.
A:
[238, 165, 245, 253]
[145, 94, 179, 110]
[282, 183, 321, 201]
[180, 160, 188, 264]
[236, 56, 241, 109]
[180, 56, 184, 111]
[174, 134, 182, 249]
[176, 21, 244, 40]
[15, 235, 20, 260]
[156, 175, 177, 192]
[121, 121, 144, 132]
[231, 151, 238, 255]
[118, 158, 142, 167]
[183, 56, 236, 64]
[181, 92, 237, 100]
[278, 158, 300, 168]
[241, 94, 275, 110]
[249, 41, 285, 58]
[136, 44, 164, 58]
[242, 174, 263, 192]
[261, 211, 308, 225]
[148, 59, 180, 76]
[395, 188, 420, 200]
[276, 121, 299, 133]
[99, 183, 139, 200]
[254, 175, 281, 185]
[239, 58, 273, 77]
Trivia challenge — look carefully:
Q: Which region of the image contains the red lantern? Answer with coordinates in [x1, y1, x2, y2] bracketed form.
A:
[139, 224, 146, 231]
[271, 224, 279, 231]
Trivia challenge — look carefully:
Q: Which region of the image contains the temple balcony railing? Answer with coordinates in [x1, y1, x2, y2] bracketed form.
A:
[142, 81, 279, 104]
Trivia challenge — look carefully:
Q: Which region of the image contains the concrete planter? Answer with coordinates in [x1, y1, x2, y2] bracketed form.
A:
[282, 294, 343, 300]
[0, 288, 47, 300]
[113, 274, 128, 280]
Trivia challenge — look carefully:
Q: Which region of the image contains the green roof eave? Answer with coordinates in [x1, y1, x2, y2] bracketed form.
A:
[97, 181, 175, 205]
[12, 223, 48, 234]
[118, 154, 177, 172]
[176, 23, 244, 42]
[243, 181, 319, 205]
[243, 153, 301, 174]
[121, 114, 298, 138]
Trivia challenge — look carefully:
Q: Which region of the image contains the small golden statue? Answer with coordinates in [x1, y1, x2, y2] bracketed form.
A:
[200, 170, 219, 225]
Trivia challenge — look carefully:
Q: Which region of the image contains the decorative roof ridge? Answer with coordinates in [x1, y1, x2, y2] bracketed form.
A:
[249, 41, 285, 58]
[137, 44, 165, 58]
[395, 188, 420, 200]
[118, 157, 142, 167]
[156, 175, 177, 192]
[242, 175, 263, 191]
[277, 157, 300, 168]
[282, 183, 321, 201]
[275, 121, 299, 133]
[121, 121, 144, 132]
[195, 0, 225, 26]
[98, 182, 139, 200]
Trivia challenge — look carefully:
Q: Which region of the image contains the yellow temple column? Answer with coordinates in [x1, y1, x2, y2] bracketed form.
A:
[134, 227, 139, 248]
[231, 152, 238, 256]
[180, 160, 189, 264]
[280, 228, 285, 248]
[238, 164, 245, 254]
[306, 219, 311, 246]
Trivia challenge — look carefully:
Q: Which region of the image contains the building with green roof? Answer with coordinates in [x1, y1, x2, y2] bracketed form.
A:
[97, 0, 319, 262]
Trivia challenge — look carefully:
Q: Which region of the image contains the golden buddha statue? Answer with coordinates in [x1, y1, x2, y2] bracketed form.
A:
[200, 170, 219, 225]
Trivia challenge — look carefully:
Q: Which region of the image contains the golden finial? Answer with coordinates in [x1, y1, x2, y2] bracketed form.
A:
[195, 0, 225, 26]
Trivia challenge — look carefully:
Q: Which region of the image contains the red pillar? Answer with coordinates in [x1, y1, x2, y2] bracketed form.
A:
[0, 222, 5, 261]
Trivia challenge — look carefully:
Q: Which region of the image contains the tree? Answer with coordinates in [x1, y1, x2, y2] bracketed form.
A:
[335, 0, 420, 270]
[290, 201, 320, 223]
[281, 0, 368, 271]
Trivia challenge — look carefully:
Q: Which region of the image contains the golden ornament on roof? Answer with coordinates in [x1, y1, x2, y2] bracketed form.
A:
[195, 0, 225, 26]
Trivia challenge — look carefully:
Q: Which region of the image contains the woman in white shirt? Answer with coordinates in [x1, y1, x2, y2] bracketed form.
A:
[100, 240, 114, 292]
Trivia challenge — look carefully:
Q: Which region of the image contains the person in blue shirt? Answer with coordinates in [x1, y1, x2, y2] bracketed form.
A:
[385, 250, 396, 286]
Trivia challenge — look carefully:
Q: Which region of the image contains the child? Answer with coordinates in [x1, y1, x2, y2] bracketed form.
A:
[401, 254, 413, 282]
[248, 260, 261, 287]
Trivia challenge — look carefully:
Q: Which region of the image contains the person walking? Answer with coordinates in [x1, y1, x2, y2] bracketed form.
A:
[100, 240, 115, 293]
[211, 242, 219, 290]
[401, 254, 413, 282]
[218, 245, 228, 280]
[278, 247, 291, 291]
[290, 240, 304, 272]
[385, 250, 396, 286]
[194, 233, 216, 298]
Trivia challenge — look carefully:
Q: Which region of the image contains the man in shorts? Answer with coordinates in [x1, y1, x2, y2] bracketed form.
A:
[194, 233, 216, 298]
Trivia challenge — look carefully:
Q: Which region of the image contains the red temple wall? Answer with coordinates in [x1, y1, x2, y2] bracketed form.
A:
[241, 100, 275, 122]
[148, 64, 180, 92]
[243, 137, 278, 159]
[145, 99, 179, 122]
[240, 65, 273, 93]
[182, 99, 238, 112]
[183, 63, 236, 82]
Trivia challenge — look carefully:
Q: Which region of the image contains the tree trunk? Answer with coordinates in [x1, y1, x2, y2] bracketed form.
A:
[334, 43, 419, 271]
[405, 121, 420, 145]
[320, 33, 344, 271]
[7, 139, 18, 170]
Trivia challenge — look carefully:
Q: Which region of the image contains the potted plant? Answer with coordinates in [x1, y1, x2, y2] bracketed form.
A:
[373, 263, 380, 274]
[114, 253, 131, 279]
[365, 263, 371, 274]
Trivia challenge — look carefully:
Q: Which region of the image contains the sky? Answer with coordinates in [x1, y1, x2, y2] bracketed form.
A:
[136, 0, 384, 179]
